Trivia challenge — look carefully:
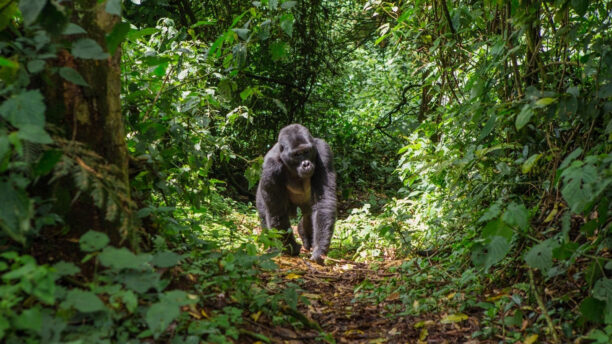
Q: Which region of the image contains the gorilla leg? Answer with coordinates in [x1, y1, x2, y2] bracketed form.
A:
[311, 207, 335, 263]
[298, 211, 313, 250]
[267, 214, 301, 256]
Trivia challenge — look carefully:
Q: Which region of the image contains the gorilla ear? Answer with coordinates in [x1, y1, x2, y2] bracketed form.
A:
[279, 144, 284, 152]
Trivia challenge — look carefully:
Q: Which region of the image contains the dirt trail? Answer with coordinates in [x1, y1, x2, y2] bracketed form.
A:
[247, 256, 482, 344]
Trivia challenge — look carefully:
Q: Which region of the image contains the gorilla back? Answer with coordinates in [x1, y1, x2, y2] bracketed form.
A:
[256, 124, 337, 264]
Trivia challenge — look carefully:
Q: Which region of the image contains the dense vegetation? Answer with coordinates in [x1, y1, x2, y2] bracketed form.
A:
[0, 0, 610, 342]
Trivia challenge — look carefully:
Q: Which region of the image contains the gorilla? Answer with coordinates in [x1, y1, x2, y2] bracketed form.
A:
[256, 124, 337, 264]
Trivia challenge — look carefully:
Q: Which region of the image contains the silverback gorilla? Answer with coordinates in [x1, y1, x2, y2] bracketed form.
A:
[256, 124, 337, 264]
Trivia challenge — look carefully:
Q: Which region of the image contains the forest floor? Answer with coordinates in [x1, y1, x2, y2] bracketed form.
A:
[243, 255, 484, 344]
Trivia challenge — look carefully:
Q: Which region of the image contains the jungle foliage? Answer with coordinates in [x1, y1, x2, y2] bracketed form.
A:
[0, 0, 610, 342]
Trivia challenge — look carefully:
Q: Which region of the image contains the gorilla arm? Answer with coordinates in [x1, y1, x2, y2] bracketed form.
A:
[256, 144, 302, 255]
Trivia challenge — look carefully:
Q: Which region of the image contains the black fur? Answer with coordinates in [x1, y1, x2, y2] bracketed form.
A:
[256, 124, 337, 264]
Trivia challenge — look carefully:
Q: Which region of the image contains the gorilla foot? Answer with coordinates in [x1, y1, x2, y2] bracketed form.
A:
[310, 253, 325, 265]
[283, 241, 302, 257]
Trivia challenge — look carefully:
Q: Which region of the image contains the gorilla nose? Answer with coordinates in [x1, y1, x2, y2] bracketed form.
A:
[301, 161, 312, 168]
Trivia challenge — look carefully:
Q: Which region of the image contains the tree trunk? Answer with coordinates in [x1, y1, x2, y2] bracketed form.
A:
[45, 1, 132, 246]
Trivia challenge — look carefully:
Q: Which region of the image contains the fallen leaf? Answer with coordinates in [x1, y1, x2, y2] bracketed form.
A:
[524, 334, 538, 344]
[302, 293, 321, 299]
[414, 320, 435, 328]
[440, 313, 468, 324]
[285, 273, 301, 280]
[446, 292, 456, 299]
[386, 292, 400, 301]
[188, 310, 201, 319]
[368, 339, 385, 344]
[486, 293, 508, 301]
[419, 328, 428, 340]
[201, 309, 209, 318]
[389, 327, 400, 335]
[251, 311, 261, 322]
[344, 329, 364, 337]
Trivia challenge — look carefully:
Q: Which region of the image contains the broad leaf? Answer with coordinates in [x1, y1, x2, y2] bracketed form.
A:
[106, 22, 131, 56]
[19, 0, 46, 25]
[0, 182, 33, 243]
[151, 251, 182, 268]
[524, 239, 557, 272]
[561, 162, 598, 213]
[0, 90, 45, 129]
[99, 247, 151, 270]
[471, 236, 511, 270]
[146, 301, 180, 338]
[59, 67, 89, 86]
[515, 104, 533, 130]
[502, 202, 529, 231]
[280, 13, 294, 37]
[105, 0, 121, 15]
[72, 39, 109, 60]
[63, 289, 105, 313]
[17, 125, 52, 144]
[79, 230, 109, 252]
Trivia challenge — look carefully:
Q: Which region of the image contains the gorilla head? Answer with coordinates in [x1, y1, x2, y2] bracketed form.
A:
[256, 124, 337, 264]
[278, 124, 316, 179]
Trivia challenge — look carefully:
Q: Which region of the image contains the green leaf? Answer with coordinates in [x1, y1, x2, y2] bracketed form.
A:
[106, 22, 131, 56]
[0, 181, 33, 243]
[14, 307, 42, 331]
[524, 239, 557, 272]
[79, 230, 110, 252]
[579, 297, 604, 324]
[592, 278, 612, 305]
[279, 13, 294, 37]
[71, 39, 109, 60]
[561, 162, 598, 213]
[0, 57, 19, 68]
[598, 83, 612, 98]
[33, 149, 62, 176]
[477, 114, 496, 141]
[63, 289, 106, 313]
[515, 104, 533, 130]
[52, 261, 80, 277]
[59, 67, 89, 86]
[115, 290, 138, 313]
[535, 97, 556, 107]
[119, 270, 161, 293]
[281, 1, 297, 9]
[151, 251, 182, 268]
[556, 94, 577, 120]
[502, 202, 529, 231]
[27, 60, 45, 74]
[270, 41, 287, 61]
[482, 219, 514, 241]
[146, 301, 180, 339]
[559, 148, 582, 170]
[19, 0, 47, 25]
[126, 27, 159, 41]
[471, 236, 511, 270]
[0, 90, 46, 129]
[62, 23, 87, 35]
[17, 125, 52, 144]
[521, 154, 541, 174]
[99, 246, 151, 270]
[570, 0, 589, 16]
[105, 0, 121, 15]
[160, 290, 197, 306]
[0, 135, 9, 161]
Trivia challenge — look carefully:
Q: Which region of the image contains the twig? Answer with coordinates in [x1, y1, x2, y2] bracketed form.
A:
[529, 269, 560, 343]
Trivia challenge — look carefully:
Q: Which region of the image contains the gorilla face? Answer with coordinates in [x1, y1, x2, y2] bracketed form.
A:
[278, 125, 317, 179]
